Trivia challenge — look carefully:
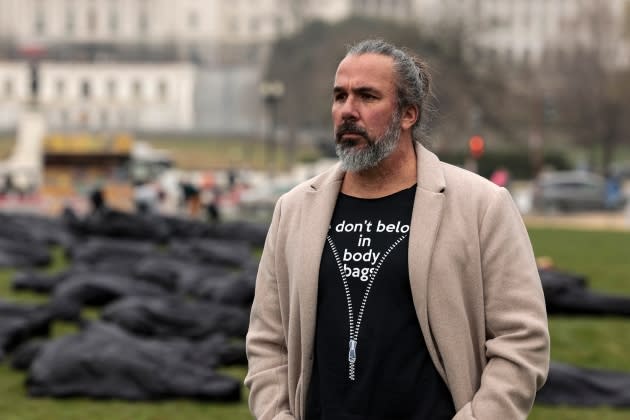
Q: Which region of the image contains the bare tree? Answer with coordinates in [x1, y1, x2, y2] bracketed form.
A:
[265, 16, 514, 157]
[550, 1, 630, 173]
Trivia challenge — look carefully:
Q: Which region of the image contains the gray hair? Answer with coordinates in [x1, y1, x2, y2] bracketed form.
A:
[345, 39, 433, 145]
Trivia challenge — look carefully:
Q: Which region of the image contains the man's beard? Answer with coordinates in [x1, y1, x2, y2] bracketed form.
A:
[334, 111, 401, 172]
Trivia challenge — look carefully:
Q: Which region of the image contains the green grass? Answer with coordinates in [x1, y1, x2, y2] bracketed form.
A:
[0, 137, 13, 159]
[528, 227, 630, 419]
[528, 228, 630, 295]
[144, 137, 320, 171]
[0, 135, 322, 172]
[1, 228, 630, 418]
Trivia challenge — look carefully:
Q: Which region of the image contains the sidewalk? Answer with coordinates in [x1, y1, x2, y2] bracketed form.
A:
[524, 211, 630, 232]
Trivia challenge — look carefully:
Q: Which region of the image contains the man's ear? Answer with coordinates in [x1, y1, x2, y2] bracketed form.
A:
[400, 105, 419, 130]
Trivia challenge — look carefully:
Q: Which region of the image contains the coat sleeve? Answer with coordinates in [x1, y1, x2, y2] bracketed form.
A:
[245, 196, 296, 420]
[454, 188, 550, 420]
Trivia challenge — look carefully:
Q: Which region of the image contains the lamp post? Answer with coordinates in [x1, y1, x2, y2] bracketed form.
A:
[19, 43, 46, 109]
[259, 80, 285, 178]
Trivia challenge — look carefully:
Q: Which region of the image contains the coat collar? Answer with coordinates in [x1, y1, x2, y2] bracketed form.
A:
[408, 142, 447, 380]
[299, 165, 344, 369]
[306, 142, 446, 193]
[414, 141, 446, 193]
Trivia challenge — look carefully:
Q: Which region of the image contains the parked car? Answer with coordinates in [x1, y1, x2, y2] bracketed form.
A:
[532, 171, 627, 212]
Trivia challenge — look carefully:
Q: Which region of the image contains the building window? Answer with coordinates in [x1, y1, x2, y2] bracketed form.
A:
[109, 13, 119, 34]
[523, 49, 531, 66]
[65, 11, 75, 35]
[79, 110, 90, 126]
[250, 17, 259, 34]
[504, 48, 513, 66]
[274, 16, 284, 34]
[229, 17, 239, 33]
[522, 7, 531, 29]
[555, 49, 565, 67]
[33, 0, 46, 35]
[100, 110, 109, 127]
[119, 110, 127, 127]
[188, 11, 199, 29]
[81, 80, 91, 99]
[158, 80, 168, 101]
[3, 79, 12, 98]
[375, 0, 383, 14]
[34, 15, 46, 36]
[188, 45, 201, 63]
[488, 48, 498, 62]
[60, 110, 69, 126]
[88, 9, 98, 34]
[132, 80, 142, 100]
[107, 79, 116, 99]
[56, 79, 65, 97]
[139, 12, 149, 35]
[248, 45, 259, 63]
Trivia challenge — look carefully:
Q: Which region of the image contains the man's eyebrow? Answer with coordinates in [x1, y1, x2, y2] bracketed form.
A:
[332, 86, 381, 95]
[354, 86, 380, 95]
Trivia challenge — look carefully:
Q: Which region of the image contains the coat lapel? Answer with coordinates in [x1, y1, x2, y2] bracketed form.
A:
[408, 143, 447, 379]
[298, 165, 344, 365]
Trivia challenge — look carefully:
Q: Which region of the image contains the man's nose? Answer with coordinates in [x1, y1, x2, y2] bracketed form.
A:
[340, 97, 359, 121]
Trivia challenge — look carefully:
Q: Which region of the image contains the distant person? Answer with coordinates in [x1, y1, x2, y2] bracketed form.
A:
[1, 174, 14, 195]
[604, 172, 622, 209]
[245, 39, 549, 420]
[179, 177, 201, 218]
[490, 166, 511, 188]
[89, 187, 106, 213]
[12, 172, 31, 198]
[134, 181, 158, 214]
[201, 186, 221, 223]
[227, 167, 238, 190]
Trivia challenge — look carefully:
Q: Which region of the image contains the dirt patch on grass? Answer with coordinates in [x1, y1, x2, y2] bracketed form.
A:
[524, 211, 630, 232]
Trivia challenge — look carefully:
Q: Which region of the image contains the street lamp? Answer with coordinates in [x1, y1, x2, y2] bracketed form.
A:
[19, 43, 46, 108]
[259, 80, 285, 178]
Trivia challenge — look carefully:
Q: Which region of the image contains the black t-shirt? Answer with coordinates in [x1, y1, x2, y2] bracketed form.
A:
[306, 185, 455, 420]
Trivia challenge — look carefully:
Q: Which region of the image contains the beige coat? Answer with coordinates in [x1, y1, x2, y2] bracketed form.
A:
[245, 143, 550, 420]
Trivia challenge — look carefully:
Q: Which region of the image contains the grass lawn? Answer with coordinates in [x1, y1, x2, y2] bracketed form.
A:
[0, 227, 629, 419]
[0, 135, 322, 172]
[134, 137, 321, 171]
[528, 227, 630, 420]
[0, 137, 13, 159]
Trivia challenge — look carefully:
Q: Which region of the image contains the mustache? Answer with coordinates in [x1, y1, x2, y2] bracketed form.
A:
[335, 122, 369, 142]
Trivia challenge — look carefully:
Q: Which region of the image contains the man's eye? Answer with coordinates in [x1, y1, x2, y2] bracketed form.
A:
[334, 93, 346, 102]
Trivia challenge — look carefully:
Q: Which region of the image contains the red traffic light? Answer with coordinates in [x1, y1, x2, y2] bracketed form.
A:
[468, 135, 485, 159]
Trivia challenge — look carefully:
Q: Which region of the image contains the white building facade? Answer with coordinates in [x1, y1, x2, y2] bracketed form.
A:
[0, 0, 300, 133]
[0, 61, 195, 132]
[1, 0, 629, 134]
[423, 0, 630, 69]
[0, 0, 422, 46]
[0, 61, 30, 129]
[0, 0, 298, 47]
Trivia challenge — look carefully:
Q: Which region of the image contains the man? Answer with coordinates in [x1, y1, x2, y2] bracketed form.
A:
[245, 39, 549, 419]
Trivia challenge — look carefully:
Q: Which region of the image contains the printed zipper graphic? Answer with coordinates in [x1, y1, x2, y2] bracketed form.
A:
[326, 234, 407, 381]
